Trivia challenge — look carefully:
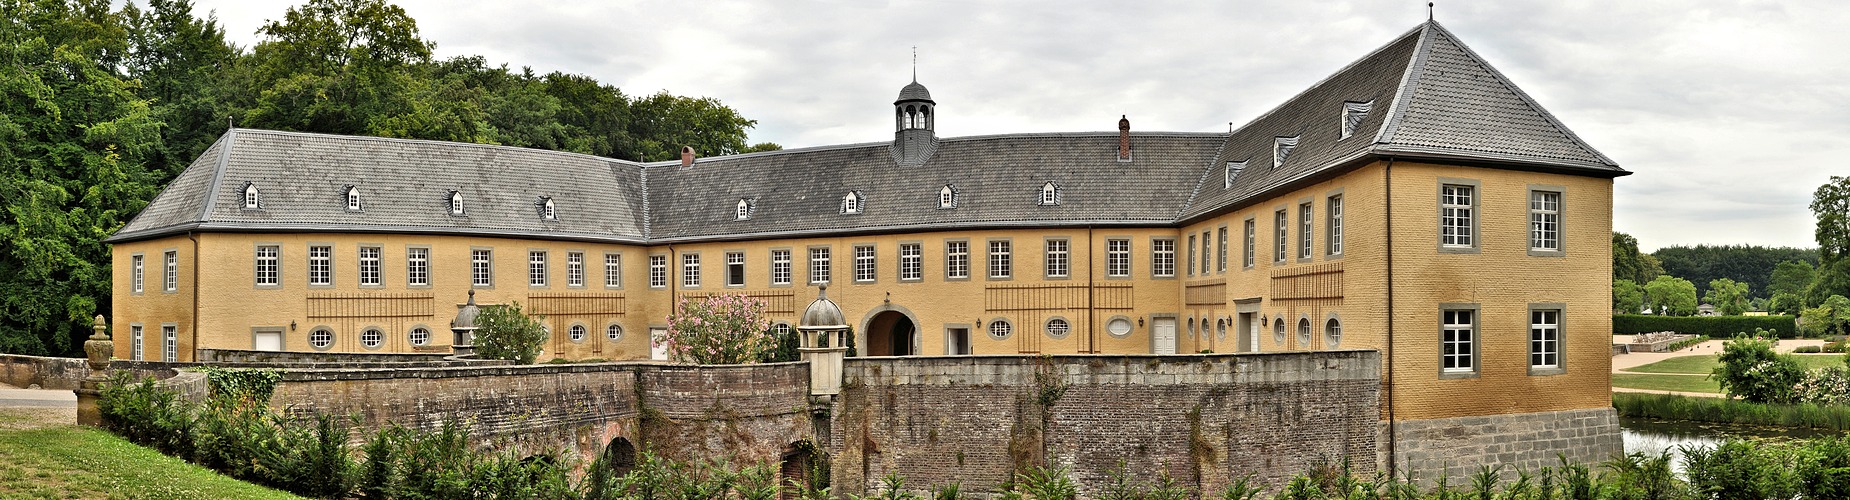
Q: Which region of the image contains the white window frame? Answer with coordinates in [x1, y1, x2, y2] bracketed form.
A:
[131, 255, 144, 293]
[1298, 203, 1313, 261]
[358, 246, 381, 286]
[899, 243, 922, 281]
[1106, 239, 1130, 278]
[682, 252, 701, 287]
[164, 251, 177, 291]
[567, 251, 585, 287]
[308, 245, 332, 286]
[450, 191, 465, 215]
[1328, 194, 1344, 256]
[771, 249, 792, 285]
[254, 245, 279, 286]
[1216, 227, 1228, 272]
[407, 247, 429, 286]
[1038, 182, 1059, 206]
[1530, 190, 1562, 254]
[1045, 239, 1068, 278]
[1274, 210, 1288, 263]
[1186, 234, 1197, 276]
[1224, 161, 1245, 189]
[346, 187, 362, 211]
[1340, 100, 1372, 140]
[242, 183, 259, 209]
[529, 250, 548, 287]
[726, 251, 746, 287]
[360, 327, 384, 349]
[605, 253, 623, 288]
[162, 325, 178, 362]
[1273, 136, 1298, 168]
[471, 249, 493, 287]
[1441, 307, 1477, 376]
[809, 247, 831, 284]
[410, 326, 431, 346]
[542, 198, 558, 220]
[130, 325, 143, 360]
[945, 241, 969, 280]
[309, 327, 334, 350]
[987, 240, 1012, 279]
[649, 255, 667, 288]
[1242, 218, 1256, 268]
[1441, 183, 1477, 250]
[841, 192, 862, 214]
[854, 245, 876, 282]
[1530, 306, 1564, 374]
[939, 185, 956, 209]
[736, 199, 751, 220]
[1151, 238, 1175, 278]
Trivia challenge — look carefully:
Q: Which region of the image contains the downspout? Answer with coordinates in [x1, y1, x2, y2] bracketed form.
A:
[1384, 158, 1398, 477]
[1086, 226, 1096, 353]
[189, 231, 199, 363]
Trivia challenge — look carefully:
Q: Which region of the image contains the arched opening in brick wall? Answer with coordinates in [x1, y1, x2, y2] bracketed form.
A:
[865, 310, 915, 356]
[779, 440, 817, 499]
[599, 437, 637, 478]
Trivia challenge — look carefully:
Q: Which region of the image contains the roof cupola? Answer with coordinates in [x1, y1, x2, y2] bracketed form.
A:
[891, 77, 939, 166]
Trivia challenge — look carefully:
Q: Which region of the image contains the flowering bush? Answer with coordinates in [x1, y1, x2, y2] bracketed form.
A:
[1798, 366, 1850, 406]
[660, 294, 772, 364]
[1712, 334, 1805, 404]
[475, 302, 548, 364]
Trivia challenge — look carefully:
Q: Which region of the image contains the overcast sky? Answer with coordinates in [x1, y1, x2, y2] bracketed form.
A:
[182, 0, 1847, 252]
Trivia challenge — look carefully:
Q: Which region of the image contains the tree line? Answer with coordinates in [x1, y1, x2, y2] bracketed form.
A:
[1614, 176, 1850, 334]
[0, 0, 778, 356]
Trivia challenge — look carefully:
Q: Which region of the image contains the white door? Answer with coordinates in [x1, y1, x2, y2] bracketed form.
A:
[649, 328, 669, 360]
[1152, 318, 1176, 355]
[253, 330, 282, 351]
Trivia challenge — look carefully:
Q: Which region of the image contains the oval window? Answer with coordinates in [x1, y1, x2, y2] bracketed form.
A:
[409, 327, 430, 346]
[1106, 318, 1133, 337]
[606, 324, 623, 341]
[1045, 318, 1070, 339]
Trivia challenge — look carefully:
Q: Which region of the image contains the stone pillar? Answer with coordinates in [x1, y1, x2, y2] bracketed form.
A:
[75, 314, 113, 427]
[798, 329, 847, 396]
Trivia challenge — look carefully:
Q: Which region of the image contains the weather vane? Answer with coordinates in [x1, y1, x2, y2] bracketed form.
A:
[912, 46, 918, 82]
[1428, 2, 1435, 21]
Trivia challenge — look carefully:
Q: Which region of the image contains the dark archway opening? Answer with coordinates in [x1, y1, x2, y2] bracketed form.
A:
[779, 441, 817, 498]
[600, 437, 636, 478]
[865, 311, 914, 356]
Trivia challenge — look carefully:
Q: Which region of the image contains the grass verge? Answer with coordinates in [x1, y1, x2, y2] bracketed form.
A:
[1624, 354, 1845, 375]
[0, 423, 302, 499]
[1611, 373, 1722, 393]
[1614, 392, 1850, 431]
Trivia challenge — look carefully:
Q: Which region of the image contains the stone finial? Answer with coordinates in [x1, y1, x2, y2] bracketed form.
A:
[83, 315, 112, 372]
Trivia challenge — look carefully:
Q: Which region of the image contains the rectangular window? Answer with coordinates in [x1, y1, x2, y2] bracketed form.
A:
[1186, 234, 1197, 275]
[649, 255, 667, 288]
[529, 250, 548, 287]
[164, 251, 177, 291]
[727, 252, 745, 286]
[771, 250, 792, 285]
[1531, 309, 1561, 369]
[1152, 238, 1175, 277]
[162, 325, 177, 362]
[988, 240, 1012, 279]
[1045, 239, 1068, 278]
[1106, 239, 1130, 277]
[1441, 184, 1475, 248]
[945, 241, 969, 279]
[682, 253, 701, 287]
[899, 243, 922, 281]
[307, 246, 332, 286]
[130, 325, 143, 361]
[1442, 309, 1475, 373]
[605, 253, 622, 288]
[1216, 227, 1228, 272]
[1299, 203, 1313, 260]
[255, 245, 279, 286]
[567, 251, 585, 287]
[1274, 210, 1288, 262]
[809, 248, 831, 284]
[358, 246, 381, 286]
[132, 255, 144, 293]
[1243, 219, 1256, 268]
[472, 249, 492, 286]
[1531, 191, 1561, 252]
[854, 245, 876, 282]
[1328, 195, 1344, 256]
[1200, 232, 1211, 275]
[407, 247, 429, 286]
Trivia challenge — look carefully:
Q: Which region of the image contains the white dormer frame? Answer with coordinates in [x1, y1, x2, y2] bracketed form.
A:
[241, 182, 260, 209]
[1273, 136, 1299, 168]
[449, 190, 465, 216]
[736, 198, 752, 220]
[344, 185, 362, 212]
[539, 197, 558, 220]
[1224, 161, 1246, 189]
[841, 191, 864, 214]
[1038, 181, 1061, 206]
[938, 185, 957, 209]
[1341, 100, 1373, 140]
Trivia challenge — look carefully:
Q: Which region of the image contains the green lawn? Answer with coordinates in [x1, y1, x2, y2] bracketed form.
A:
[1610, 373, 1723, 394]
[0, 422, 301, 499]
[1625, 354, 1846, 375]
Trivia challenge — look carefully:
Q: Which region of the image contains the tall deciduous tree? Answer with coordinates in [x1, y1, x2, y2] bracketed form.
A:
[1613, 279, 1644, 315]
[1644, 275, 1698, 316]
[1612, 232, 1662, 285]
[1812, 177, 1850, 306]
[1704, 278, 1750, 316]
[1, 0, 162, 355]
[1768, 260, 1817, 298]
[122, 0, 237, 180]
[1652, 244, 1817, 300]
[241, 0, 436, 137]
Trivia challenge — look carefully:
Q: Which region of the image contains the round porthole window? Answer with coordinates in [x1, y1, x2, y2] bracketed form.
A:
[361, 327, 384, 349]
[1272, 316, 1286, 343]
[409, 327, 431, 346]
[1045, 318, 1070, 339]
[309, 327, 334, 350]
[1325, 318, 1342, 347]
[989, 319, 1013, 340]
[1298, 318, 1312, 345]
[606, 323, 623, 341]
[1217, 319, 1227, 340]
[1106, 318, 1133, 338]
[569, 324, 587, 342]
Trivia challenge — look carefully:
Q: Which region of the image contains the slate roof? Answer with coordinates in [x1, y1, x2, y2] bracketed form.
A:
[897, 81, 933, 103]
[109, 21, 1624, 245]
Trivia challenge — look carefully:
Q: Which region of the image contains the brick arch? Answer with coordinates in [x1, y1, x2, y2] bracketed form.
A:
[858, 304, 920, 356]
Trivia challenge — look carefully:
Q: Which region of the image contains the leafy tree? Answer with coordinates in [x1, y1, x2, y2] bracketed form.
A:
[1653, 244, 1817, 299]
[122, 0, 238, 179]
[661, 294, 772, 364]
[1711, 334, 1805, 404]
[1817, 176, 1850, 265]
[1800, 295, 1850, 338]
[1613, 279, 1644, 315]
[473, 301, 547, 364]
[1612, 232, 1663, 285]
[1, 0, 163, 355]
[241, 0, 439, 138]
[1704, 278, 1750, 315]
[1768, 260, 1817, 299]
[1769, 292, 1804, 316]
[1644, 276, 1698, 316]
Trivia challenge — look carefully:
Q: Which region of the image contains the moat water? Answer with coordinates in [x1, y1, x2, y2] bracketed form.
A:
[1620, 416, 1844, 472]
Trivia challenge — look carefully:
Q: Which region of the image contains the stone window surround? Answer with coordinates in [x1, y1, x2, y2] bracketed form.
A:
[529, 249, 550, 288]
[408, 324, 432, 346]
[1104, 236, 1132, 279]
[1438, 178, 1482, 254]
[567, 322, 589, 343]
[129, 323, 144, 360]
[1242, 217, 1256, 269]
[647, 254, 667, 289]
[359, 325, 385, 350]
[356, 244, 383, 288]
[1043, 237, 1070, 280]
[1528, 184, 1567, 257]
[163, 249, 179, 293]
[942, 323, 973, 355]
[1150, 237, 1176, 279]
[250, 326, 286, 351]
[1105, 315, 1135, 339]
[943, 239, 970, 281]
[406, 245, 432, 288]
[1324, 312, 1343, 349]
[471, 247, 495, 289]
[987, 317, 1013, 340]
[724, 250, 746, 287]
[253, 242, 282, 289]
[604, 252, 624, 289]
[605, 322, 624, 342]
[1529, 302, 1567, 376]
[681, 251, 701, 288]
[309, 325, 335, 351]
[898, 241, 923, 282]
[1216, 224, 1229, 273]
[161, 323, 179, 362]
[808, 246, 832, 284]
[986, 238, 1012, 281]
[768, 248, 792, 287]
[1044, 316, 1072, 339]
[1297, 198, 1315, 263]
[566, 250, 587, 288]
[131, 253, 145, 295]
[1273, 207, 1289, 263]
[852, 244, 877, 283]
[1439, 303, 1481, 379]
[1326, 188, 1346, 258]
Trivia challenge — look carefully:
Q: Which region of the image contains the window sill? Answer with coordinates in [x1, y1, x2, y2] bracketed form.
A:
[1438, 370, 1479, 380]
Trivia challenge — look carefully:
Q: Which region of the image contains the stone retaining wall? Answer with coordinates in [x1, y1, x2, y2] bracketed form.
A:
[0, 354, 90, 390]
[1387, 407, 1623, 482]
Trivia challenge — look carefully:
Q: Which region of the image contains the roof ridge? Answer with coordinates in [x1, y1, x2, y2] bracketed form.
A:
[231, 127, 653, 167]
[1225, 22, 1430, 143]
[1417, 23, 1617, 166]
[1374, 22, 1436, 145]
[645, 131, 1231, 166]
[198, 128, 238, 221]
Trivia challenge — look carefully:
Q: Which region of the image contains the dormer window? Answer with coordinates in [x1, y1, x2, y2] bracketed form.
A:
[1224, 161, 1246, 189]
[841, 191, 864, 214]
[1341, 101, 1373, 140]
[1038, 181, 1061, 206]
[344, 185, 362, 212]
[735, 199, 752, 220]
[938, 185, 957, 209]
[449, 190, 465, 216]
[538, 197, 558, 220]
[1273, 136, 1299, 168]
[241, 182, 260, 209]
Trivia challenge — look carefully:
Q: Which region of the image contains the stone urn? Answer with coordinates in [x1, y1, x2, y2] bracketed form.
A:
[76, 314, 113, 427]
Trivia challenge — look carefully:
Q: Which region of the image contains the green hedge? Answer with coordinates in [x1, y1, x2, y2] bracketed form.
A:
[1614, 314, 1799, 338]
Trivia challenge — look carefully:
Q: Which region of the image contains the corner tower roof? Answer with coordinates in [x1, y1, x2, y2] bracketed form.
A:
[896, 81, 933, 103]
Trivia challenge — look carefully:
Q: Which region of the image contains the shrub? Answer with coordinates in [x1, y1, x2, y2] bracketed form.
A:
[1712, 335, 1806, 404]
[1681, 440, 1798, 499]
[1613, 314, 1798, 338]
[474, 301, 549, 364]
[97, 372, 196, 458]
[661, 293, 773, 364]
[1797, 345, 1824, 354]
[1829, 342, 1849, 354]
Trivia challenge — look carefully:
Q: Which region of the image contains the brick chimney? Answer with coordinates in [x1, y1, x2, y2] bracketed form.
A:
[680, 146, 696, 166]
[1117, 115, 1132, 162]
